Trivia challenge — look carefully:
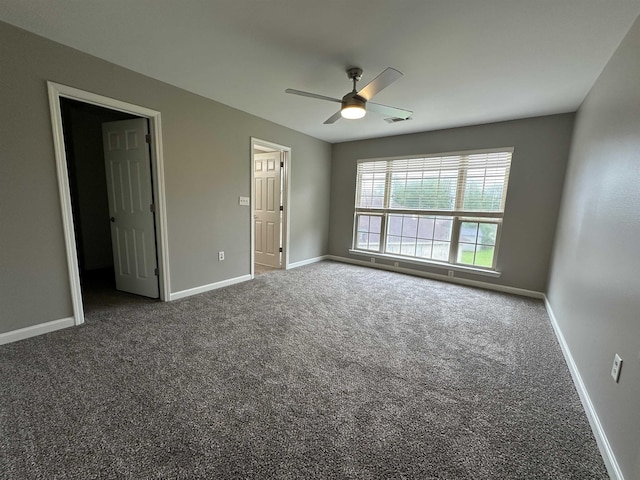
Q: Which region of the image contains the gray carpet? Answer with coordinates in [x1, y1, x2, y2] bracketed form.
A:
[254, 263, 280, 276]
[0, 261, 608, 479]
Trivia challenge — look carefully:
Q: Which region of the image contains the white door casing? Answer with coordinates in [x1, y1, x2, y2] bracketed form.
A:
[102, 118, 159, 298]
[254, 152, 282, 268]
[48, 81, 170, 326]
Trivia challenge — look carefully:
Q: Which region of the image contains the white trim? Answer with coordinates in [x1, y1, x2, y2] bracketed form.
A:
[48, 84, 84, 325]
[0, 317, 75, 346]
[47, 82, 171, 327]
[282, 149, 291, 270]
[288, 255, 328, 269]
[169, 275, 252, 301]
[348, 249, 502, 278]
[355, 146, 515, 164]
[253, 143, 277, 152]
[327, 255, 543, 299]
[353, 150, 512, 275]
[543, 297, 623, 480]
[250, 138, 291, 277]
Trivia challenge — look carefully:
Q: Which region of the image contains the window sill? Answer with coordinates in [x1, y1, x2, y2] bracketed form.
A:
[348, 249, 502, 278]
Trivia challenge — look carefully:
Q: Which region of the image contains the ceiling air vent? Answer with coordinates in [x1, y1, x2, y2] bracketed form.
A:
[384, 117, 412, 124]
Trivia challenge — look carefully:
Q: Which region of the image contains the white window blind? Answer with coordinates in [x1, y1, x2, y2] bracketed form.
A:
[353, 148, 513, 270]
[356, 150, 512, 213]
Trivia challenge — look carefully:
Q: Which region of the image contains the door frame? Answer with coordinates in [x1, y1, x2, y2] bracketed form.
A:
[250, 138, 290, 278]
[47, 81, 171, 326]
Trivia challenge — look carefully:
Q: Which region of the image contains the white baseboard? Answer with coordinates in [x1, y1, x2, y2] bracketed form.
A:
[287, 255, 328, 270]
[0, 316, 75, 346]
[544, 296, 623, 480]
[169, 274, 252, 301]
[326, 255, 544, 299]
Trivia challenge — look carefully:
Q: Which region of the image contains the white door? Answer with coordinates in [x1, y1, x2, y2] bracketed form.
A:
[254, 152, 282, 268]
[102, 118, 159, 298]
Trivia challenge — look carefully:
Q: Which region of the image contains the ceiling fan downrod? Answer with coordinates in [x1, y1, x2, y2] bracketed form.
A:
[347, 67, 363, 92]
[285, 65, 412, 124]
[340, 67, 367, 119]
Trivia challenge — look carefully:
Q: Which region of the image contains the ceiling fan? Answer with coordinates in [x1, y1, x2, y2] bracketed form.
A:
[285, 67, 413, 124]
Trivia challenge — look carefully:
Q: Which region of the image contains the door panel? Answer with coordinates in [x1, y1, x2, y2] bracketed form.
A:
[255, 177, 263, 211]
[102, 118, 159, 298]
[255, 220, 263, 252]
[254, 152, 281, 268]
[267, 176, 276, 211]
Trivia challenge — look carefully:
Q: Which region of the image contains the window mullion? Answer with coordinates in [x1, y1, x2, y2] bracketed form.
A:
[380, 213, 388, 254]
[380, 162, 393, 253]
[353, 151, 511, 272]
[455, 155, 468, 210]
[491, 221, 503, 270]
[450, 156, 468, 263]
[450, 217, 461, 264]
[383, 163, 392, 209]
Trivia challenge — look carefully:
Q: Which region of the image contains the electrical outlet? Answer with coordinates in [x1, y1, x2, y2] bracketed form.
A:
[611, 354, 622, 383]
[370, 258, 375, 263]
[218, 251, 225, 261]
[448, 270, 454, 277]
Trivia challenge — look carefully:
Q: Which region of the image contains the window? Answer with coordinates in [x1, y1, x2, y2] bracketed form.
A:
[353, 149, 512, 271]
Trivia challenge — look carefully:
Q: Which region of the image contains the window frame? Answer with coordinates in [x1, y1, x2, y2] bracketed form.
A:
[351, 148, 513, 272]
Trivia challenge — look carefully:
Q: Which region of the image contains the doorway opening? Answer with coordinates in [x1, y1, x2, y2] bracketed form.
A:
[61, 98, 162, 307]
[250, 138, 290, 278]
[48, 82, 170, 326]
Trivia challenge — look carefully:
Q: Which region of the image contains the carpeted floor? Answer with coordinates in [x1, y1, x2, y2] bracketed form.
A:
[0, 261, 608, 479]
[254, 263, 280, 276]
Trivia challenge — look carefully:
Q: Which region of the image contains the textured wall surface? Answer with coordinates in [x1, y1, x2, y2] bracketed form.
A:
[329, 114, 575, 293]
[0, 21, 331, 333]
[547, 15, 640, 480]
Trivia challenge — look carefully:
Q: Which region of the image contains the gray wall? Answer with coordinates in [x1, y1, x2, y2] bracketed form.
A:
[0, 21, 331, 334]
[330, 114, 575, 293]
[547, 15, 640, 480]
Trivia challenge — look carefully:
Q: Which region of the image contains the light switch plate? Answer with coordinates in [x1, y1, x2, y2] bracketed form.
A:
[239, 196, 250, 206]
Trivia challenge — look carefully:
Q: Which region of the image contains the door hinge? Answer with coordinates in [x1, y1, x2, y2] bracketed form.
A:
[280, 161, 284, 168]
[154, 267, 159, 276]
[145, 134, 151, 144]
[279, 247, 283, 253]
[279, 205, 283, 211]
[150, 203, 155, 213]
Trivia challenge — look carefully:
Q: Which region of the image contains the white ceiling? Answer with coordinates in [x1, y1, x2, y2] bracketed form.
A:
[1, 1, 639, 143]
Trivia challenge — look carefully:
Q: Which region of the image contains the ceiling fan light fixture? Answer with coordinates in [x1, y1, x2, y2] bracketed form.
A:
[341, 93, 367, 119]
[341, 104, 366, 119]
[285, 67, 411, 124]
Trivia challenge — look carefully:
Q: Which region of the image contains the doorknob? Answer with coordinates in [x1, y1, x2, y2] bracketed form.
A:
[110, 217, 115, 222]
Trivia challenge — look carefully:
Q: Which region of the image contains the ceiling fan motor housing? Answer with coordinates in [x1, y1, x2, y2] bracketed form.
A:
[346, 67, 363, 82]
[343, 67, 366, 115]
[342, 91, 366, 109]
[285, 66, 412, 123]
[340, 91, 367, 119]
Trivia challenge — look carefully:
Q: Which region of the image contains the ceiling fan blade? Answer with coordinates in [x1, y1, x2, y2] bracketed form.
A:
[323, 111, 343, 124]
[285, 88, 341, 103]
[367, 102, 413, 120]
[357, 67, 403, 101]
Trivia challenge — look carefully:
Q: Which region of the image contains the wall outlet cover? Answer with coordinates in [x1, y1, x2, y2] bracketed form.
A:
[611, 354, 622, 382]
